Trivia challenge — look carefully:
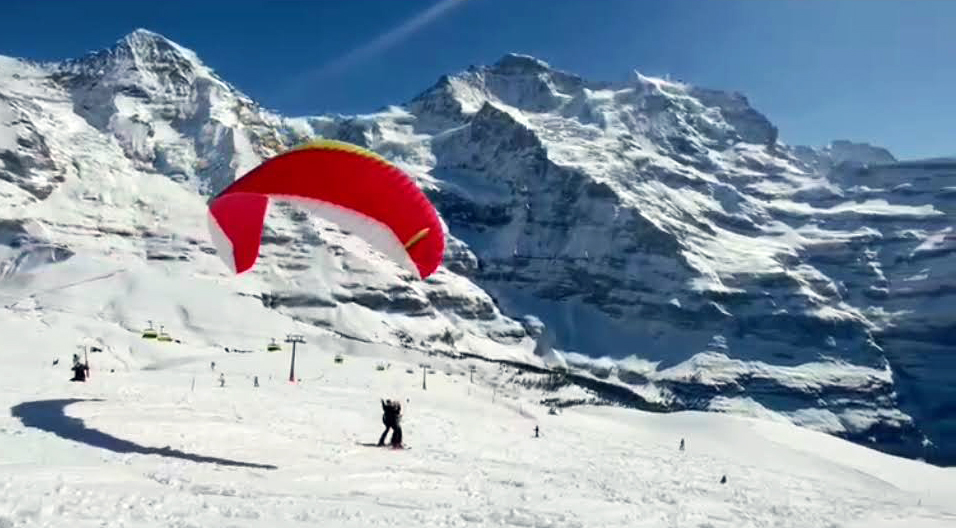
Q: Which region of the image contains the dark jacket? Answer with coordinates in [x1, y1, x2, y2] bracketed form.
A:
[382, 399, 401, 427]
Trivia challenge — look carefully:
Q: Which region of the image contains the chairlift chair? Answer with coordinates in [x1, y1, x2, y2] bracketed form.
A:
[141, 321, 158, 339]
[267, 339, 282, 352]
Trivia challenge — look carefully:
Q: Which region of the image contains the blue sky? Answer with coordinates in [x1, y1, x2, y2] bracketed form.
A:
[2, 0, 953, 159]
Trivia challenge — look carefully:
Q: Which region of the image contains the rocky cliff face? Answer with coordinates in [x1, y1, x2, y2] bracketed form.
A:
[1, 31, 952, 464]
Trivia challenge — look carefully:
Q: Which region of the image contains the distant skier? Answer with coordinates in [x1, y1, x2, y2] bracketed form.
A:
[211, 361, 216, 371]
[378, 399, 403, 448]
[534, 425, 539, 438]
[679, 438, 685, 451]
[720, 475, 727, 484]
[219, 372, 225, 387]
[253, 376, 259, 388]
[70, 353, 87, 382]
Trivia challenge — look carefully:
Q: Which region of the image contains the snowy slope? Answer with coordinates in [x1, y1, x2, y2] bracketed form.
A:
[1, 31, 954, 465]
[1, 316, 956, 527]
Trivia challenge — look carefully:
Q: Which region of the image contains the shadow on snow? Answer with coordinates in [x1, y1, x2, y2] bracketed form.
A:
[10, 398, 278, 470]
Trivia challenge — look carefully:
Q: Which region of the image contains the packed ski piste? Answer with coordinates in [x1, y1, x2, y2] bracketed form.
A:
[2, 141, 955, 528]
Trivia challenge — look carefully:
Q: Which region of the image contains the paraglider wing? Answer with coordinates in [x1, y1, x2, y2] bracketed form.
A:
[207, 140, 445, 279]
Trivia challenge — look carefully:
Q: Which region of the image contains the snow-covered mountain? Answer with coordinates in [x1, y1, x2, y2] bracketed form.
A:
[1, 29, 953, 465]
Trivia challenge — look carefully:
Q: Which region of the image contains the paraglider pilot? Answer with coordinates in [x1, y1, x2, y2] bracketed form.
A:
[378, 399, 403, 448]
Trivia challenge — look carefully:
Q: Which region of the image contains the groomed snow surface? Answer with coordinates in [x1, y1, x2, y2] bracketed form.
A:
[1, 266, 955, 527]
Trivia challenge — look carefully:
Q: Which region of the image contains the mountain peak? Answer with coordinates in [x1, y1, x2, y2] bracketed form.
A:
[53, 27, 217, 100]
[627, 70, 689, 92]
[491, 53, 553, 75]
[115, 28, 204, 68]
[123, 28, 170, 43]
[823, 140, 897, 165]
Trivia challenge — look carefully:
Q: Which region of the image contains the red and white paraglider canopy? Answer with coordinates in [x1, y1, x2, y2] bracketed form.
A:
[207, 140, 445, 280]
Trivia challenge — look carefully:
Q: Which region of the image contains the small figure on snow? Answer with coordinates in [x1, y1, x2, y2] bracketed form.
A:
[534, 425, 540, 438]
[378, 399, 403, 448]
[679, 438, 685, 451]
[219, 372, 225, 387]
[70, 353, 88, 382]
[211, 361, 216, 371]
[253, 376, 259, 388]
[720, 475, 727, 484]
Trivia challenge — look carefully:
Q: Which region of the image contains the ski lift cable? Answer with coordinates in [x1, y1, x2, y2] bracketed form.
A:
[0, 268, 128, 307]
[3, 296, 401, 354]
[4, 287, 475, 358]
[5, 300, 285, 342]
[3, 284, 293, 340]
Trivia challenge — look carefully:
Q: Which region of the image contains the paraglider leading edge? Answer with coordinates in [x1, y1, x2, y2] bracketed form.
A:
[206, 139, 445, 280]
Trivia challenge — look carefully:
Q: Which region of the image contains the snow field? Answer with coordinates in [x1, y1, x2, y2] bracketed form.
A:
[1, 308, 954, 527]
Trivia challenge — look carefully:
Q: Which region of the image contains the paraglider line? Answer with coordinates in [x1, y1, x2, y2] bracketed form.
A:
[10, 399, 278, 470]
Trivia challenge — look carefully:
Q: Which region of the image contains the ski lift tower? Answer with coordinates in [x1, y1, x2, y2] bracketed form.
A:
[421, 363, 431, 390]
[285, 334, 305, 382]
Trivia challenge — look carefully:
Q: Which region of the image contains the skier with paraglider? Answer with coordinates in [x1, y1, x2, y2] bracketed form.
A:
[378, 398, 404, 449]
[207, 139, 445, 451]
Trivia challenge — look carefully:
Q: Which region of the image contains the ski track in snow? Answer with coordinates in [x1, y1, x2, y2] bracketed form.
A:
[1, 334, 955, 528]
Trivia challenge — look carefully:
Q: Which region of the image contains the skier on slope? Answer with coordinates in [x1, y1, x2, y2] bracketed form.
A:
[70, 353, 88, 382]
[378, 399, 403, 448]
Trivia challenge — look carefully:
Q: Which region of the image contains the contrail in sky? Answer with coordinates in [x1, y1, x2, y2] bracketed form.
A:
[280, 0, 471, 103]
[314, 0, 470, 79]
